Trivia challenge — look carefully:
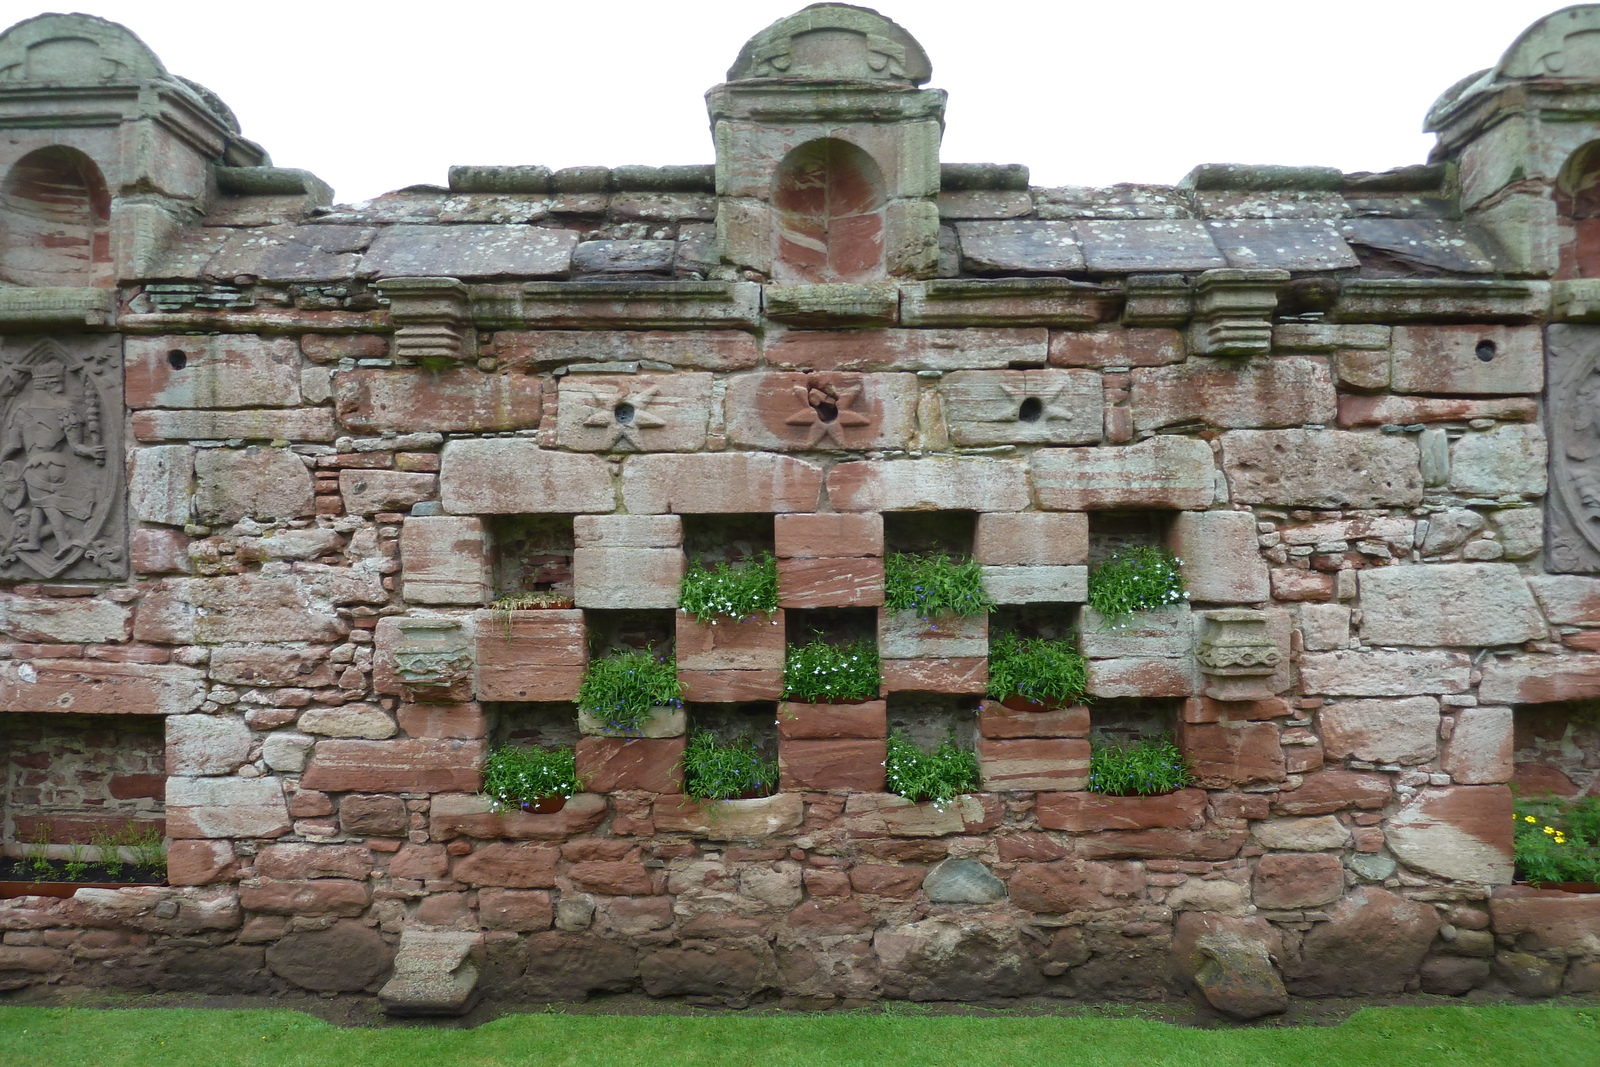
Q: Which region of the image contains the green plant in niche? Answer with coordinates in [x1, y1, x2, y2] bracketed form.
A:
[1087, 545, 1186, 626]
[26, 826, 52, 881]
[126, 826, 166, 877]
[783, 637, 880, 702]
[577, 648, 683, 735]
[678, 552, 779, 622]
[1087, 735, 1193, 796]
[681, 731, 779, 801]
[985, 631, 1089, 705]
[884, 552, 994, 619]
[62, 842, 89, 882]
[91, 828, 125, 882]
[885, 730, 979, 807]
[482, 744, 582, 810]
[1514, 795, 1600, 885]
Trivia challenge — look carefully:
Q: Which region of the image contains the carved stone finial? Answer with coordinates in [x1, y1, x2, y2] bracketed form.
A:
[727, 4, 932, 85]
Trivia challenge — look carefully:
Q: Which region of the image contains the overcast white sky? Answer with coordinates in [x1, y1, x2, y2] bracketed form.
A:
[0, 0, 1575, 203]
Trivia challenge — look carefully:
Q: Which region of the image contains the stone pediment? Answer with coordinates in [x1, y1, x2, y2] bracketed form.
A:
[727, 3, 931, 85]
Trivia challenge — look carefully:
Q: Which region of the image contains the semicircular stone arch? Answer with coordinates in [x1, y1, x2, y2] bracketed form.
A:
[771, 137, 887, 284]
[0, 144, 112, 288]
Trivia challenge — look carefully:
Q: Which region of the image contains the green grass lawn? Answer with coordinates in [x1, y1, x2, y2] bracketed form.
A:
[0, 1003, 1595, 1067]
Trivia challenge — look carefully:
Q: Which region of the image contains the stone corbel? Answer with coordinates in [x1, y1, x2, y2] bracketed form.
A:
[1188, 269, 1288, 357]
[391, 617, 474, 704]
[374, 277, 475, 363]
[1196, 609, 1281, 702]
[0, 288, 117, 333]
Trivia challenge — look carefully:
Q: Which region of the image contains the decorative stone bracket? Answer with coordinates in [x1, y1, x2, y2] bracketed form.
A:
[375, 277, 475, 363]
[1196, 609, 1281, 702]
[391, 617, 474, 703]
[1188, 269, 1287, 356]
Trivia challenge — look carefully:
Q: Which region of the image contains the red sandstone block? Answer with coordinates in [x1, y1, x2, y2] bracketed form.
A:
[778, 556, 884, 607]
[399, 516, 491, 605]
[1336, 394, 1538, 428]
[848, 864, 925, 898]
[428, 793, 609, 841]
[675, 610, 785, 670]
[882, 657, 988, 694]
[452, 842, 560, 888]
[493, 330, 758, 374]
[126, 335, 301, 409]
[256, 843, 374, 880]
[977, 699, 1089, 739]
[1271, 769, 1392, 815]
[1181, 696, 1291, 723]
[973, 512, 1088, 566]
[299, 738, 485, 793]
[1084, 657, 1196, 698]
[474, 609, 586, 702]
[778, 700, 887, 740]
[478, 888, 554, 931]
[678, 669, 783, 702]
[774, 512, 884, 558]
[620, 452, 824, 514]
[302, 333, 389, 363]
[397, 702, 486, 739]
[1048, 328, 1184, 368]
[334, 367, 541, 434]
[779, 738, 887, 792]
[567, 860, 657, 895]
[130, 528, 192, 575]
[238, 879, 370, 917]
[977, 737, 1089, 791]
[1034, 788, 1207, 832]
[165, 839, 239, 886]
[1270, 568, 1334, 602]
[576, 736, 684, 794]
[764, 328, 1045, 372]
[1177, 721, 1285, 788]
[0, 659, 204, 716]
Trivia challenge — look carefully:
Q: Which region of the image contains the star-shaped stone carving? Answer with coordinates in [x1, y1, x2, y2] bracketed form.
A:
[990, 372, 1077, 426]
[783, 378, 871, 447]
[580, 381, 668, 450]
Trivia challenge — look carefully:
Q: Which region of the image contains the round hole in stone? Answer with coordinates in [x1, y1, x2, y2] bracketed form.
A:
[815, 401, 839, 423]
[1018, 396, 1043, 423]
[167, 349, 187, 370]
[1476, 340, 1497, 362]
[613, 402, 636, 424]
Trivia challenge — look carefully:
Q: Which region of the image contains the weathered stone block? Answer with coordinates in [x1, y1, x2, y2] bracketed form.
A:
[299, 703, 398, 739]
[1034, 788, 1205, 831]
[841, 792, 1003, 837]
[1318, 697, 1439, 764]
[1337, 394, 1537, 428]
[239, 879, 370, 917]
[879, 609, 987, 659]
[575, 736, 684, 793]
[777, 557, 885, 607]
[827, 456, 1029, 512]
[1386, 785, 1513, 884]
[881, 657, 988, 694]
[132, 408, 337, 443]
[623, 452, 822, 513]
[473, 610, 586, 702]
[1358, 563, 1544, 646]
[1389, 325, 1542, 395]
[1031, 437, 1215, 510]
[334, 368, 540, 433]
[957, 219, 1084, 273]
[452, 843, 560, 888]
[129, 445, 194, 526]
[166, 839, 240, 886]
[166, 777, 291, 839]
[973, 512, 1087, 566]
[676, 610, 784, 671]
[1299, 603, 1351, 651]
[1131, 358, 1335, 431]
[573, 515, 682, 548]
[0, 659, 205, 715]
[941, 369, 1102, 445]
[777, 700, 887, 740]
[977, 737, 1090, 791]
[362, 224, 577, 278]
[209, 646, 334, 688]
[1299, 649, 1471, 696]
[0, 595, 129, 643]
[779, 739, 887, 792]
[1049, 328, 1184, 367]
[724, 371, 917, 451]
[1479, 654, 1600, 704]
[1445, 705, 1513, 785]
[977, 700, 1089, 738]
[495, 330, 757, 372]
[980, 565, 1087, 604]
[1169, 510, 1269, 603]
[440, 439, 614, 514]
[1252, 853, 1344, 909]
[1080, 606, 1193, 658]
[577, 705, 685, 738]
[774, 512, 882, 558]
[1222, 430, 1422, 507]
[1007, 857, 1147, 913]
[194, 447, 314, 525]
[165, 714, 251, 776]
[572, 547, 685, 609]
[678, 670, 783, 702]
[299, 739, 485, 793]
[1086, 656, 1198, 697]
[652, 793, 805, 839]
[1448, 425, 1547, 498]
[1250, 816, 1349, 851]
[1527, 575, 1600, 625]
[396, 702, 485, 740]
[1178, 721, 1286, 787]
[765, 328, 1046, 372]
[400, 516, 490, 605]
[556, 373, 712, 452]
[1272, 769, 1391, 815]
[126, 335, 300, 409]
[340, 470, 436, 516]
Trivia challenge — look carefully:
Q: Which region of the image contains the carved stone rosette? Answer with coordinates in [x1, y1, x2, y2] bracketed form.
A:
[0, 334, 124, 581]
[1196, 609, 1281, 702]
[1546, 324, 1600, 573]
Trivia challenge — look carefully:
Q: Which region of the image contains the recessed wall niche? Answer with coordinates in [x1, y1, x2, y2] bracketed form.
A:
[0, 714, 164, 855]
[490, 515, 574, 600]
[1512, 700, 1600, 796]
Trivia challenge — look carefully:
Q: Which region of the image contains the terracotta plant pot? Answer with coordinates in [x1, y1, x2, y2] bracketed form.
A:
[1530, 881, 1600, 894]
[517, 796, 568, 815]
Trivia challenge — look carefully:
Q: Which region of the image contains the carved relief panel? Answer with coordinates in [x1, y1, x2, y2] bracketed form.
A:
[1546, 325, 1600, 572]
[0, 334, 125, 580]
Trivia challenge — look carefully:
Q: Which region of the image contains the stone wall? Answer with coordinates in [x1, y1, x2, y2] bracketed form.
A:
[0, 5, 1597, 1016]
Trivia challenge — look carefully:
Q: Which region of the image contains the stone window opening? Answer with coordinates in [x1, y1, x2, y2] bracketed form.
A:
[883, 510, 976, 558]
[888, 692, 980, 753]
[681, 513, 776, 569]
[1512, 700, 1600, 798]
[0, 145, 112, 288]
[489, 515, 575, 603]
[771, 138, 887, 284]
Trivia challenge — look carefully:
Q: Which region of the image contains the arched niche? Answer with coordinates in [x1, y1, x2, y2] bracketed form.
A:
[0, 146, 112, 288]
[1555, 139, 1600, 280]
[771, 138, 886, 284]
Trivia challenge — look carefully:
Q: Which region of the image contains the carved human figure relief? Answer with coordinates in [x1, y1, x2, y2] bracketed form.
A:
[0, 335, 125, 580]
[1546, 324, 1600, 572]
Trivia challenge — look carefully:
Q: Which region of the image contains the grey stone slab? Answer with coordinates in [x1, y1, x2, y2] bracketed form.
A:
[1072, 220, 1227, 272]
[571, 239, 677, 275]
[1193, 191, 1349, 219]
[956, 220, 1084, 274]
[361, 224, 577, 279]
[379, 928, 481, 1016]
[1205, 219, 1360, 271]
[922, 858, 1007, 903]
[1340, 219, 1496, 274]
[1034, 184, 1192, 220]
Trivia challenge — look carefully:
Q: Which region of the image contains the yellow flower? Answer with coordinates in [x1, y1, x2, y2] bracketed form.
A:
[1544, 825, 1556, 835]
[1524, 815, 1538, 823]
